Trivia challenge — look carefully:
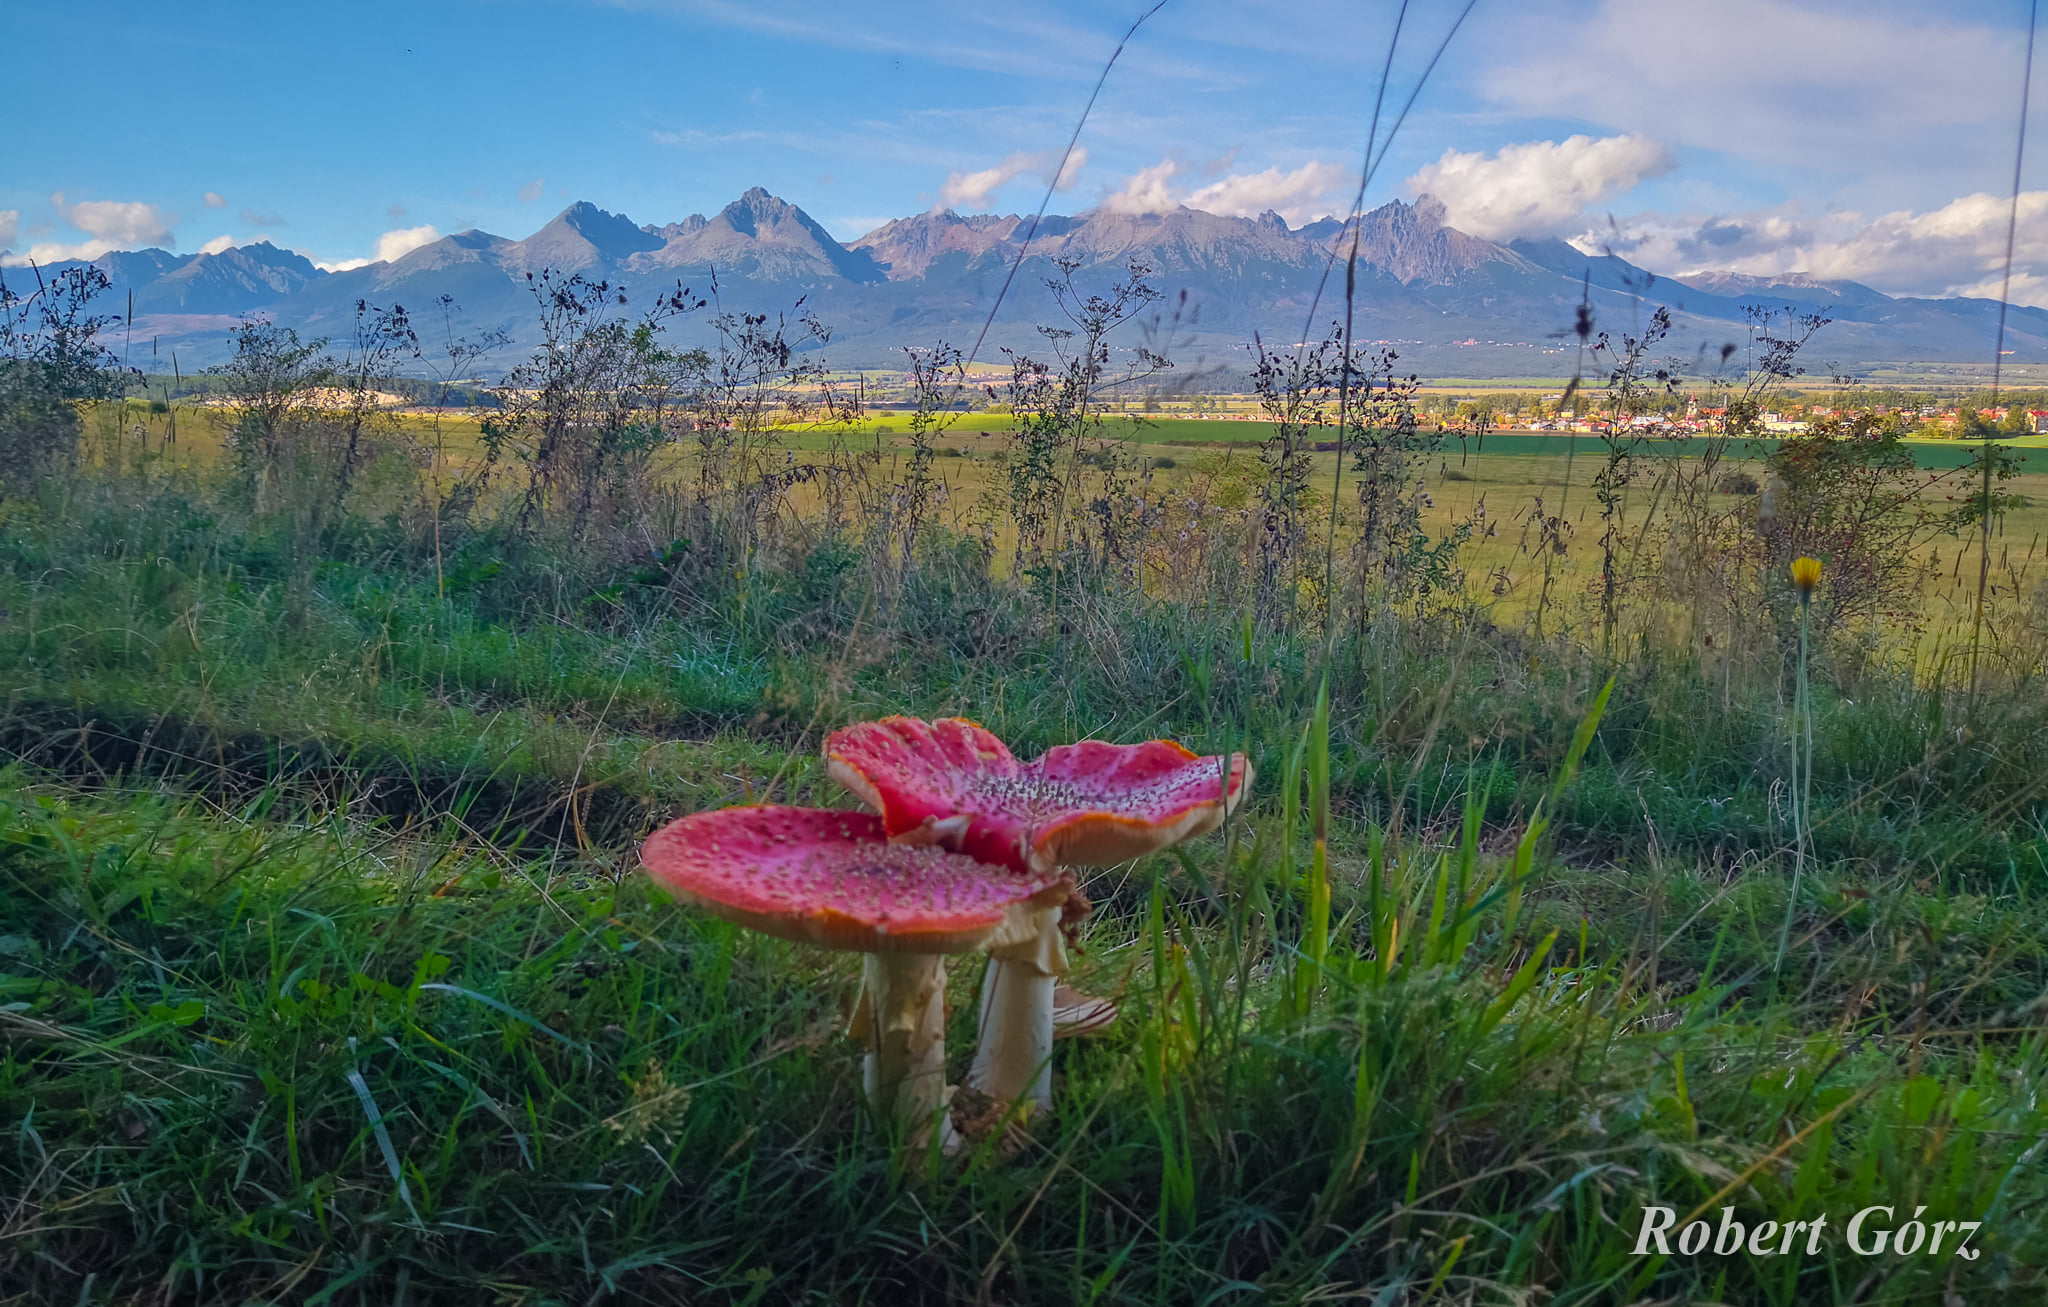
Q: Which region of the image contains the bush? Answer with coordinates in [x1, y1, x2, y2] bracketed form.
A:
[1714, 469, 1761, 494]
[0, 264, 133, 493]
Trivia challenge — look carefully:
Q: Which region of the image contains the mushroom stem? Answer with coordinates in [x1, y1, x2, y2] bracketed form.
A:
[858, 952, 959, 1149]
[965, 904, 1066, 1116]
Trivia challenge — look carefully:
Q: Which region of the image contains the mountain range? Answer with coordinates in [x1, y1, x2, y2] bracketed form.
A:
[14, 187, 2047, 379]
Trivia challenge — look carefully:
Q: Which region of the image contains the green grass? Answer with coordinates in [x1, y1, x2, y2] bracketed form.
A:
[819, 414, 2048, 461]
[799, 414, 1275, 448]
[8, 765, 2048, 1305]
[6, 434, 2048, 1303]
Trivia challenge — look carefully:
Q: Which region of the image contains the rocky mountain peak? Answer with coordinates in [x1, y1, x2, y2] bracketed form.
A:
[47, 184, 2047, 374]
[513, 202, 665, 271]
[627, 190, 887, 284]
[1350, 196, 1531, 284]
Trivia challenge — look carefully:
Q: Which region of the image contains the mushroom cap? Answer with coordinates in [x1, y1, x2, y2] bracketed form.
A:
[641, 805, 1071, 953]
[826, 717, 1253, 874]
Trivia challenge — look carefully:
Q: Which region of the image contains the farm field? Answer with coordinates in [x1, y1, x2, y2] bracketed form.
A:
[97, 400, 2048, 598]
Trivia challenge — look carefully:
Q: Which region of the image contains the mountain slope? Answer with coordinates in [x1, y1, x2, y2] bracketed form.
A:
[630, 188, 887, 284]
[20, 190, 2048, 374]
[138, 242, 324, 313]
[851, 211, 1033, 279]
[505, 202, 664, 274]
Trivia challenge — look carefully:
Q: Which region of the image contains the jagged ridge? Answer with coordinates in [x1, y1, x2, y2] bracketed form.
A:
[16, 190, 2047, 373]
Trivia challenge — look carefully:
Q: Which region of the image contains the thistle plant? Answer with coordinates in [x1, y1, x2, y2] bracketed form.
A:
[1775, 554, 1822, 970]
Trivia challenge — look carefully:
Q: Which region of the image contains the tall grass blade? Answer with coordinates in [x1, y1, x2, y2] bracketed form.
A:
[344, 1037, 423, 1224]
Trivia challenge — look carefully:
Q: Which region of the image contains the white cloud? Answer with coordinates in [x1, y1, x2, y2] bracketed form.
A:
[940, 157, 1028, 209]
[936, 147, 1087, 211]
[198, 234, 236, 256]
[518, 177, 546, 203]
[1961, 270, 2048, 309]
[66, 198, 175, 246]
[1406, 134, 1674, 240]
[1477, 0, 2026, 203]
[5, 195, 180, 264]
[1183, 161, 1348, 224]
[1050, 149, 1087, 190]
[1103, 159, 1183, 215]
[203, 191, 227, 208]
[0, 210, 17, 250]
[375, 224, 442, 261]
[314, 223, 443, 273]
[1580, 191, 2048, 307]
[1102, 157, 1346, 225]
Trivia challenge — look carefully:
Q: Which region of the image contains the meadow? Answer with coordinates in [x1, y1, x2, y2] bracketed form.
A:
[90, 399, 2048, 619]
[4, 283, 2048, 1306]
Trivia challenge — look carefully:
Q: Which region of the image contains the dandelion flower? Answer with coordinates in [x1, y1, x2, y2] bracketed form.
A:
[1790, 556, 1822, 602]
[1776, 554, 1821, 970]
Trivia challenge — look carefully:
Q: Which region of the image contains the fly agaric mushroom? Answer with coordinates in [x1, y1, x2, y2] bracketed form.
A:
[640, 804, 1071, 1146]
[825, 718, 1252, 1118]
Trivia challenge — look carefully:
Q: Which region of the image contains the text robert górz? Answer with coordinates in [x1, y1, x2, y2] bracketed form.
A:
[1633, 1206, 1982, 1260]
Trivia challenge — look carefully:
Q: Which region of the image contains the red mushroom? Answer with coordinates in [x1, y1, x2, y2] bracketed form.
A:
[825, 718, 1253, 1118]
[640, 805, 1071, 1146]
[827, 718, 1252, 877]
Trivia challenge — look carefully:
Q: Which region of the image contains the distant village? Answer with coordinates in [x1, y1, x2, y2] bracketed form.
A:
[1515, 398, 2048, 437]
[1119, 392, 2048, 438]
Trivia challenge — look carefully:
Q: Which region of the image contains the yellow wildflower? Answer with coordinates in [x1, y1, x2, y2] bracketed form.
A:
[1789, 556, 1822, 602]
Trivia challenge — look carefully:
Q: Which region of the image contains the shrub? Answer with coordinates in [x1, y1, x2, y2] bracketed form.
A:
[1756, 412, 1977, 628]
[0, 263, 134, 493]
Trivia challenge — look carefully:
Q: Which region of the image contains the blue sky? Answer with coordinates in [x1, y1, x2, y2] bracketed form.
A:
[5, 0, 2045, 302]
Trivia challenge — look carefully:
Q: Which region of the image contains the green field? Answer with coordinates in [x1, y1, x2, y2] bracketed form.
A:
[4, 377, 2048, 1307]
[845, 411, 2048, 462]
